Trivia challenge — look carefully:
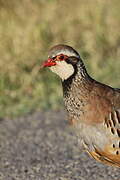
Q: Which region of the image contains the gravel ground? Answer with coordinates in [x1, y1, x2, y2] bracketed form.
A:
[0, 111, 119, 180]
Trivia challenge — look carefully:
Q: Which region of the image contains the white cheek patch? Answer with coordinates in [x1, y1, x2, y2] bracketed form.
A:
[49, 61, 74, 80]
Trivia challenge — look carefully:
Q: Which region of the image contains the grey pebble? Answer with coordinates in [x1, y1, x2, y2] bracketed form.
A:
[0, 111, 119, 180]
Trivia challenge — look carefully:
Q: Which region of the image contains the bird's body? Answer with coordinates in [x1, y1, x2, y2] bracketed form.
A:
[43, 44, 120, 167]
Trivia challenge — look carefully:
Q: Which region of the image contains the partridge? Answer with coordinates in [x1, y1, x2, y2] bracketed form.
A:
[42, 44, 120, 167]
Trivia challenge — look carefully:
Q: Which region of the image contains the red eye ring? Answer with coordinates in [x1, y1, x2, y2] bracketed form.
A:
[59, 55, 64, 60]
[57, 54, 68, 61]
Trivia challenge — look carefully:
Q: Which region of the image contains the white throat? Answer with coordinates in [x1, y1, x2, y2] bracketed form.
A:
[49, 61, 74, 80]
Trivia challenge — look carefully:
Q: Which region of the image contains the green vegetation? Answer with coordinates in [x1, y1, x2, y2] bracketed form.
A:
[0, 0, 120, 117]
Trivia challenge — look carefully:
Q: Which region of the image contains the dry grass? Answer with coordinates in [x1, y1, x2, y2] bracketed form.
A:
[0, 0, 120, 117]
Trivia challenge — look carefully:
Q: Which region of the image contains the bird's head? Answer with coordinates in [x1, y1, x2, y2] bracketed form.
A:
[42, 44, 82, 81]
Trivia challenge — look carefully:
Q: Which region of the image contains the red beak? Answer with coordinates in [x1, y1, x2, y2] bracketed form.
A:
[42, 58, 56, 67]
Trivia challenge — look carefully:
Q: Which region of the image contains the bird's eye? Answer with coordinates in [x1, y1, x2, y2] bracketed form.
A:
[58, 55, 65, 60]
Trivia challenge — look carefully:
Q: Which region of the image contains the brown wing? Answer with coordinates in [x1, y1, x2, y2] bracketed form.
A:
[82, 82, 120, 125]
[85, 86, 120, 167]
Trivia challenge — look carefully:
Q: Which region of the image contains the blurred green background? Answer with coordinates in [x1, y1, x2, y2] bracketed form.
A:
[0, 0, 120, 117]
